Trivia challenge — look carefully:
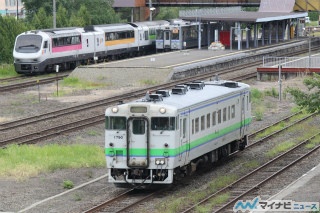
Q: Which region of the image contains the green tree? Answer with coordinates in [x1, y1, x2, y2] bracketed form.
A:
[0, 16, 29, 63]
[22, 0, 121, 25]
[286, 73, 320, 113]
[32, 7, 52, 29]
[56, 5, 69, 28]
[69, 5, 91, 27]
[155, 7, 180, 20]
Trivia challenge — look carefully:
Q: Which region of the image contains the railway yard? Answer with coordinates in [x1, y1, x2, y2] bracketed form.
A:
[1, 41, 320, 212]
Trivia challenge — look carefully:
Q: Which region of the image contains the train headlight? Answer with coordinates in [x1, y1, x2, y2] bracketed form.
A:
[159, 107, 166, 114]
[155, 158, 165, 165]
[112, 106, 119, 113]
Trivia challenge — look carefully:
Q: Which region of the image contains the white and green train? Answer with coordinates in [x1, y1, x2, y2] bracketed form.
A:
[105, 79, 252, 187]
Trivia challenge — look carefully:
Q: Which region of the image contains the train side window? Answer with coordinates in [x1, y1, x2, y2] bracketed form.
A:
[247, 96, 249, 111]
[192, 119, 194, 135]
[206, 113, 210, 128]
[86, 39, 89, 47]
[144, 31, 149, 40]
[223, 108, 227, 122]
[180, 119, 182, 138]
[217, 110, 221, 124]
[228, 106, 231, 120]
[201, 115, 205, 131]
[231, 105, 235, 119]
[97, 38, 99, 46]
[183, 118, 186, 139]
[212, 111, 216, 126]
[195, 117, 199, 133]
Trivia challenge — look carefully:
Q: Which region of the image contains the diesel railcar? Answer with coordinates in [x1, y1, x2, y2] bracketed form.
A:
[105, 79, 252, 187]
[13, 20, 169, 74]
[156, 19, 207, 51]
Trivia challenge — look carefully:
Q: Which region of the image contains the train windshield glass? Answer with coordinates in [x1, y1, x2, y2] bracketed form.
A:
[151, 117, 175, 131]
[15, 35, 42, 53]
[105, 116, 126, 130]
[156, 30, 163, 39]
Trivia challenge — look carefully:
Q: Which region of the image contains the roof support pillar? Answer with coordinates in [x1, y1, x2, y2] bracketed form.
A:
[237, 22, 241, 50]
[282, 20, 286, 41]
[254, 23, 258, 48]
[262, 23, 265, 46]
[269, 22, 272, 45]
[276, 21, 279, 43]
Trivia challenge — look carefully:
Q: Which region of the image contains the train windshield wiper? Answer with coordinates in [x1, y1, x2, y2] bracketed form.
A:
[19, 45, 38, 49]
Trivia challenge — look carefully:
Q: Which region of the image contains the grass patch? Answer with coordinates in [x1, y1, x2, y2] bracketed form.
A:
[63, 180, 74, 189]
[251, 88, 264, 104]
[266, 141, 296, 158]
[253, 106, 264, 121]
[62, 77, 107, 89]
[195, 193, 230, 213]
[155, 175, 237, 213]
[264, 87, 278, 98]
[255, 121, 286, 140]
[243, 160, 260, 169]
[0, 64, 19, 78]
[0, 144, 105, 180]
[87, 130, 101, 136]
[139, 79, 159, 86]
[305, 135, 320, 149]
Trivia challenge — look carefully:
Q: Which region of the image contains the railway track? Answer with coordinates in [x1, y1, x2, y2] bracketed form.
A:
[180, 114, 319, 213]
[78, 111, 320, 213]
[0, 67, 257, 147]
[1, 38, 319, 93]
[83, 189, 162, 213]
[0, 73, 69, 92]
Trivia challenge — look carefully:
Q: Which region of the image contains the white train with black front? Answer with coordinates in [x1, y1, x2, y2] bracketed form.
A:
[105, 78, 252, 187]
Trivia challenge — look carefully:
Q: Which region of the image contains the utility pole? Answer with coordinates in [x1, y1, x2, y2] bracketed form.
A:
[16, 0, 18, 19]
[53, 0, 56, 28]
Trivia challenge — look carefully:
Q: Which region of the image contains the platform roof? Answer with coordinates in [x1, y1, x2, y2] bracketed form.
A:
[180, 11, 308, 23]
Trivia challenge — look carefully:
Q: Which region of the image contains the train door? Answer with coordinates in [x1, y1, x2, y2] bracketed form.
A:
[127, 117, 149, 168]
[179, 111, 190, 165]
[164, 30, 171, 49]
[240, 92, 246, 137]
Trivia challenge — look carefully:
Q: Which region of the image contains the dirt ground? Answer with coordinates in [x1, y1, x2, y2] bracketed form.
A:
[0, 75, 309, 212]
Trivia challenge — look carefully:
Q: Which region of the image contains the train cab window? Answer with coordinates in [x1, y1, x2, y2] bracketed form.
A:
[201, 116, 205, 131]
[132, 119, 145, 135]
[43, 41, 48, 48]
[207, 113, 210, 128]
[156, 30, 164, 39]
[217, 110, 222, 124]
[223, 108, 227, 122]
[231, 105, 235, 119]
[212, 111, 216, 126]
[144, 31, 149, 40]
[106, 116, 126, 130]
[151, 117, 175, 131]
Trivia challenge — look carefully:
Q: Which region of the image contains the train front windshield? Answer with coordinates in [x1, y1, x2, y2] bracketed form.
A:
[105, 116, 176, 131]
[15, 35, 42, 53]
[105, 116, 126, 130]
